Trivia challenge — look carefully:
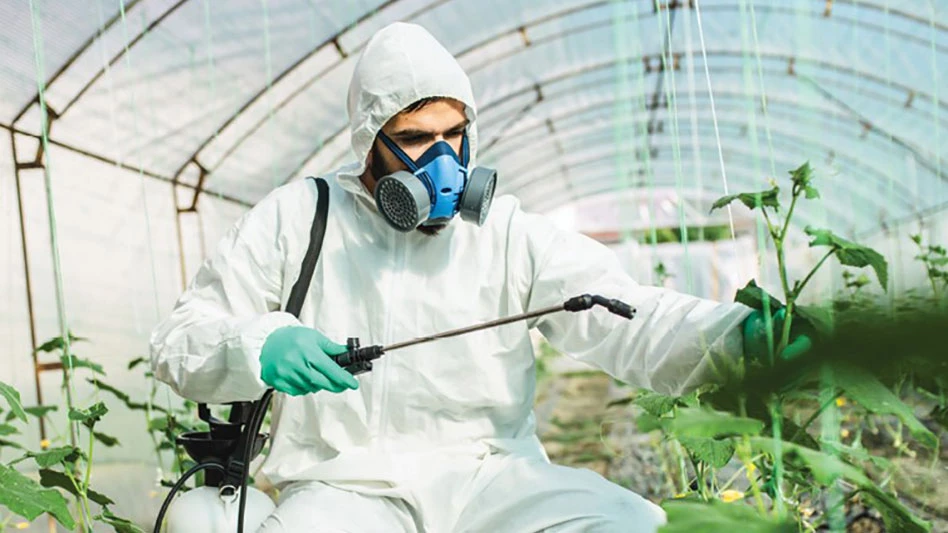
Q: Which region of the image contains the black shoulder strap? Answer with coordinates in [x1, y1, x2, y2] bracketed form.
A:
[285, 176, 330, 318]
[200, 177, 330, 423]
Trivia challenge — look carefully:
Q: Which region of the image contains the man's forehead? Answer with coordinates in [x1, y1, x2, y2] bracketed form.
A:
[386, 102, 468, 133]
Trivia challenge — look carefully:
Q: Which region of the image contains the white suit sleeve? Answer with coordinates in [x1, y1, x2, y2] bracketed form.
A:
[149, 190, 302, 404]
[515, 209, 752, 397]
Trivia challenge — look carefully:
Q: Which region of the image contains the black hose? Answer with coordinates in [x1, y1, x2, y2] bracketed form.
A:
[236, 389, 274, 533]
[153, 461, 226, 533]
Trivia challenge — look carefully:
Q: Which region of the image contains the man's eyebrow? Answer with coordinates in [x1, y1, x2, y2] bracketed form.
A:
[390, 129, 434, 139]
[391, 120, 469, 138]
[447, 119, 470, 131]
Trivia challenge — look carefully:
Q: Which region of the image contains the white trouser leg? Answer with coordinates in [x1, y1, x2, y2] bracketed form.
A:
[256, 480, 419, 533]
[447, 454, 667, 533]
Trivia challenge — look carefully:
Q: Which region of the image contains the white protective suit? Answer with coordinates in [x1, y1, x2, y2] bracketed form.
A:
[150, 22, 752, 533]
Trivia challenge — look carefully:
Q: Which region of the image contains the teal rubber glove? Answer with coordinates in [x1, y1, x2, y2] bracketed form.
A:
[742, 308, 813, 365]
[259, 326, 359, 396]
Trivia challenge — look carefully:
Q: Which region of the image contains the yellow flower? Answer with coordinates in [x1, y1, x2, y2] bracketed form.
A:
[40, 439, 50, 450]
[836, 397, 847, 407]
[840, 428, 850, 438]
[15, 522, 29, 529]
[720, 490, 745, 503]
[746, 462, 757, 474]
[673, 492, 688, 499]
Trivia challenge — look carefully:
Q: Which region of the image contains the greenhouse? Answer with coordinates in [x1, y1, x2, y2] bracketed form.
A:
[0, 0, 945, 531]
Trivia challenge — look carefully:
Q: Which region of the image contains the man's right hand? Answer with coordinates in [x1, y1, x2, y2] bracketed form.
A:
[260, 326, 359, 396]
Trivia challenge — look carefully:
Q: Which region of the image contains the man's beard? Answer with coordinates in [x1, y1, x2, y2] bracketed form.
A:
[370, 143, 447, 237]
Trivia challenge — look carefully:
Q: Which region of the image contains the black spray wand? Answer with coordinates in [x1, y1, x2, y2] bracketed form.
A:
[331, 294, 636, 375]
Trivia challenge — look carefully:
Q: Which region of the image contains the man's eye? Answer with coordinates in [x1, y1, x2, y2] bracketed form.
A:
[447, 130, 464, 138]
[401, 136, 427, 145]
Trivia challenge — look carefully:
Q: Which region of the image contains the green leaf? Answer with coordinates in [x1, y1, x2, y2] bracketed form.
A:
[844, 273, 871, 289]
[147, 415, 171, 432]
[68, 402, 108, 429]
[835, 365, 938, 449]
[789, 161, 813, 187]
[93, 431, 120, 447]
[0, 464, 76, 529]
[0, 424, 19, 436]
[804, 185, 820, 199]
[734, 279, 784, 313]
[710, 188, 780, 213]
[34, 332, 87, 354]
[910, 234, 922, 245]
[861, 486, 932, 533]
[930, 405, 948, 430]
[89, 378, 129, 403]
[95, 507, 146, 533]
[27, 446, 82, 468]
[0, 438, 25, 450]
[89, 378, 167, 414]
[23, 405, 57, 419]
[659, 499, 796, 533]
[606, 395, 634, 408]
[778, 417, 820, 450]
[667, 408, 764, 439]
[635, 413, 663, 433]
[678, 436, 735, 468]
[805, 227, 889, 290]
[127, 357, 148, 370]
[0, 381, 27, 422]
[39, 469, 115, 506]
[748, 437, 869, 486]
[633, 391, 680, 417]
[820, 441, 892, 472]
[60, 355, 105, 375]
[793, 305, 834, 338]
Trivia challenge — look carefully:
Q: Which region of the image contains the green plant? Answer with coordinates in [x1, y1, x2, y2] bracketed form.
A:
[91, 358, 207, 489]
[0, 335, 148, 532]
[655, 261, 674, 286]
[616, 162, 940, 533]
[910, 233, 947, 299]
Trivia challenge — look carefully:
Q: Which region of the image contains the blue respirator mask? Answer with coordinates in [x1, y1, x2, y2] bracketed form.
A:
[373, 130, 497, 232]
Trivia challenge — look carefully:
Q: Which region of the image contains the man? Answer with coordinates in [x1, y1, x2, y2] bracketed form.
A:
[151, 22, 799, 532]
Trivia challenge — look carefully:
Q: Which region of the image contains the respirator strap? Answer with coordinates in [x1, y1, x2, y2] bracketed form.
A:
[460, 133, 470, 167]
[378, 131, 419, 172]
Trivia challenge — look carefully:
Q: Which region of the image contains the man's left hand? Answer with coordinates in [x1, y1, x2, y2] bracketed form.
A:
[742, 308, 812, 365]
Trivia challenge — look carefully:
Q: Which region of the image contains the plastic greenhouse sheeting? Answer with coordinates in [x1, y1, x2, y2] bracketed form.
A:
[0, 1, 944, 220]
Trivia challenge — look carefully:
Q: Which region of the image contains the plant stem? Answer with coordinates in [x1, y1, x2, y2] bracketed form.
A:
[760, 208, 779, 242]
[719, 453, 763, 491]
[83, 424, 94, 496]
[657, 435, 679, 496]
[63, 466, 93, 532]
[675, 441, 689, 495]
[779, 186, 801, 244]
[794, 249, 836, 299]
[790, 389, 843, 443]
[769, 396, 786, 519]
[772, 235, 792, 306]
[738, 438, 768, 516]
